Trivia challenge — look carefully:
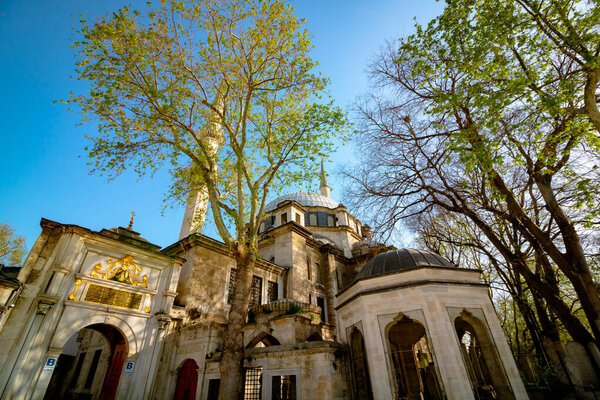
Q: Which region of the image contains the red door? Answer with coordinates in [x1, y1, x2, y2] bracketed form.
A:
[174, 359, 199, 400]
[99, 340, 127, 400]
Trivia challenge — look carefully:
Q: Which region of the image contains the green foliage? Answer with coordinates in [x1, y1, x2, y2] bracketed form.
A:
[67, 0, 349, 248]
[284, 302, 302, 315]
[0, 223, 27, 266]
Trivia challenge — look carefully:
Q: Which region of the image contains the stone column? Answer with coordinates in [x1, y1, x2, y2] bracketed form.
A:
[423, 300, 475, 400]
[361, 310, 393, 399]
[481, 302, 528, 399]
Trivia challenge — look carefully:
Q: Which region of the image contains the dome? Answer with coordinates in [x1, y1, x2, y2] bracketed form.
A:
[313, 233, 336, 247]
[264, 192, 339, 212]
[356, 248, 455, 280]
[352, 239, 379, 249]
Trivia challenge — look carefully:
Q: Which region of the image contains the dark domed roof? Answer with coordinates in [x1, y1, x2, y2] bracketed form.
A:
[356, 248, 455, 280]
[264, 192, 339, 212]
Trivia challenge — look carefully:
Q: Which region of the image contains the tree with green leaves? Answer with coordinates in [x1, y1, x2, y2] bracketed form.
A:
[0, 223, 27, 266]
[67, 0, 347, 397]
[350, 0, 600, 373]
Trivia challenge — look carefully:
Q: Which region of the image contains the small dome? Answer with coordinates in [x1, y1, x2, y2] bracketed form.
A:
[352, 239, 379, 249]
[356, 249, 455, 280]
[264, 192, 339, 212]
[313, 233, 336, 247]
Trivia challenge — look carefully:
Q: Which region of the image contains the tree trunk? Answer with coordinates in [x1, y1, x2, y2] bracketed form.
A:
[218, 244, 256, 400]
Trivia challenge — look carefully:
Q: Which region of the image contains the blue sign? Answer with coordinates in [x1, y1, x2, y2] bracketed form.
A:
[123, 361, 135, 375]
[43, 357, 57, 373]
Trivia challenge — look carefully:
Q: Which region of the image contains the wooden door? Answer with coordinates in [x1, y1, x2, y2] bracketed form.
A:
[99, 339, 126, 400]
[174, 359, 199, 400]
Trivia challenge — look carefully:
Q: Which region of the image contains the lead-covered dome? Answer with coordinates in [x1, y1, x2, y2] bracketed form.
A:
[264, 192, 339, 212]
[356, 248, 455, 280]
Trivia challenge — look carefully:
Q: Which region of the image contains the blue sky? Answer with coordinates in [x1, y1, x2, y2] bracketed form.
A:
[0, 0, 443, 252]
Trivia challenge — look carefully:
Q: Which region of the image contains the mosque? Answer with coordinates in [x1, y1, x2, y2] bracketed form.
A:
[0, 166, 527, 400]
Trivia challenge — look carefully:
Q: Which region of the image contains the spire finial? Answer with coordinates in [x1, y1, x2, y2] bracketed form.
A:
[320, 158, 330, 198]
[128, 211, 136, 230]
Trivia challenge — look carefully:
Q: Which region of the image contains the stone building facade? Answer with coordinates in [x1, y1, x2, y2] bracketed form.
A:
[0, 172, 528, 400]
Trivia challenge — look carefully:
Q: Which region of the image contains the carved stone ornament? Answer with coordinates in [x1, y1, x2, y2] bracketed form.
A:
[90, 255, 149, 288]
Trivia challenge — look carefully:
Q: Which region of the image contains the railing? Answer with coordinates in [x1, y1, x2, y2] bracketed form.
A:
[250, 299, 321, 317]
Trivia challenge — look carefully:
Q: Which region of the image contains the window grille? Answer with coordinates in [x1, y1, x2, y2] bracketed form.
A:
[272, 375, 297, 400]
[227, 269, 237, 304]
[250, 276, 262, 306]
[243, 367, 263, 400]
[268, 281, 278, 303]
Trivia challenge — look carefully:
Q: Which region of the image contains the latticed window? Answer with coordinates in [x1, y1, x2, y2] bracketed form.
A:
[272, 375, 297, 400]
[227, 269, 237, 304]
[268, 281, 278, 303]
[243, 367, 263, 400]
[250, 276, 263, 306]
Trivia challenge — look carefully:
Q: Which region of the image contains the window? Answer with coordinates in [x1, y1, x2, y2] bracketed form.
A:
[268, 281, 279, 303]
[307, 258, 311, 281]
[315, 263, 322, 284]
[305, 212, 336, 227]
[207, 379, 220, 400]
[327, 215, 335, 227]
[261, 216, 276, 232]
[317, 297, 326, 323]
[84, 349, 102, 389]
[243, 367, 263, 400]
[295, 213, 301, 224]
[281, 212, 288, 224]
[272, 375, 297, 400]
[250, 276, 263, 306]
[227, 269, 237, 304]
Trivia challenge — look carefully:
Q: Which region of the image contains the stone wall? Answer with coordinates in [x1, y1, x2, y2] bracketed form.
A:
[202, 342, 351, 400]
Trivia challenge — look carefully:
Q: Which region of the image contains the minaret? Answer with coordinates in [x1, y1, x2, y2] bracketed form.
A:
[320, 159, 330, 198]
[179, 189, 209, 240]
[179, 95, 224, 240]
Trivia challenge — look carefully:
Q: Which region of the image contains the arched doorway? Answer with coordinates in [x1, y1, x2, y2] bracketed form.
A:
[387, 316, 443, 400]
[455, 313, 514, 400]
[350, 328, 373, 400]
[44, 324, 127, 400]
[174, 359, 199, 400]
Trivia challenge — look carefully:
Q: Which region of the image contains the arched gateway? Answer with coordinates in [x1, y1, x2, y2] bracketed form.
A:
[44, 324, 127, 400]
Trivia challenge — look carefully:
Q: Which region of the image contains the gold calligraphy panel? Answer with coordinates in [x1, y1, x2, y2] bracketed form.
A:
[84, 284, 142, 310]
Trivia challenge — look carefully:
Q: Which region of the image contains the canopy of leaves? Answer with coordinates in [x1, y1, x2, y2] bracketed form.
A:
[0, 223, 27, 266]
[67, 0, 348, 246]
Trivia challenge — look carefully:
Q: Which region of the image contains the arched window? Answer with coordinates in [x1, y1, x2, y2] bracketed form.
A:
[327, 215, 335, 227]
[315, 263, 322, 284]
[309, 213, 317, 226]
[350, 328, 373, 400]
[455, 312, 513, 399]
[387, 316, 443, 400]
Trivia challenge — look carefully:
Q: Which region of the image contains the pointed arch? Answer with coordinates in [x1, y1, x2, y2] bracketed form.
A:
[246, 332, 281, 348]
[455, 310, 514, 399]
[350, 327, 373, 400]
